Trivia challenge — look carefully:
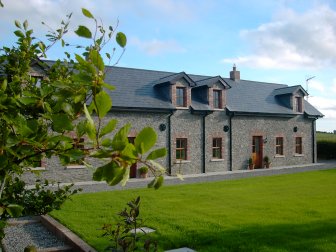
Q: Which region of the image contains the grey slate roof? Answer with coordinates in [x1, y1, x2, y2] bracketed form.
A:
[273, 85, 308, 96]
[194, 76, 231, 89]
[41, 62, 323, 117]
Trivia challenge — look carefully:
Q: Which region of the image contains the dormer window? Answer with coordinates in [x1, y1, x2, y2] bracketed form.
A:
[295, 96, 303, 113]
[176, 87, 187, 107]
[213, 90, 222, 109]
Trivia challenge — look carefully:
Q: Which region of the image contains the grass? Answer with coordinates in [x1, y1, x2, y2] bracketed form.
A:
[317, 132, 336, 142]
[50, 170, 336, 252]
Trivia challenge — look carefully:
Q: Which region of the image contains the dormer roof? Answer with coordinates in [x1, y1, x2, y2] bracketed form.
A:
[273, 85, 308, 97]
[153, 72, 196, 87]
[194, 76, 231, 89]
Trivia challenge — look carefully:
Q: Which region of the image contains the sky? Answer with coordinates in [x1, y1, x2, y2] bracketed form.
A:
[1, 0, 336, 132]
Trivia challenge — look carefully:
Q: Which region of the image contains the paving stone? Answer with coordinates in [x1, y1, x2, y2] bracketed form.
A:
[165, 247, 196, 252]
[130, 227, 156, 234]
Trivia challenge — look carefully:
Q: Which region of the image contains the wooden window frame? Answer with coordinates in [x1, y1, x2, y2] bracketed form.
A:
[176, 138, 188, 160]
[275, 137, 284, 156]
[295, 96, 303, 113]
[176, 87, 186, 107]
[213, 90, 222, 109]
[295, 137, 303, 154]
[212, 137, 222, 159]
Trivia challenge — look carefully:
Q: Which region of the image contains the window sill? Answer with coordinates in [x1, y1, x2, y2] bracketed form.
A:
[174, 160, 191, 164]
[176, 106, 189, 110]
[210, 159, 224, 162]
[25, 167, 46, 171]
[274, 155, 285, 158]
[65, 165, 86, 169]
[213, 108, 225, 111]
[294, 154, 304, 157]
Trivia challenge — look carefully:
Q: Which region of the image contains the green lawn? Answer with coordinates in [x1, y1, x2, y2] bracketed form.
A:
[51, 170, 336, 252]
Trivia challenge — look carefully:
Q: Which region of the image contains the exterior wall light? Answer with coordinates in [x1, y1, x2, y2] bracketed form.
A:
[223, 125, 230, 132]
[159, 123, 166, 131]
[263, 137, 268, 144]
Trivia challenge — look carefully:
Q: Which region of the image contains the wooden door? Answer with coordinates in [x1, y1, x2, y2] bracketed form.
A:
[128, 137, 137, 178]
[252, 136, 263, 168]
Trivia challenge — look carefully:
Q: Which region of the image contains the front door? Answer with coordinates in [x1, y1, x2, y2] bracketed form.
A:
[128, 137, 137, 178]
[252, 136, 263, 168]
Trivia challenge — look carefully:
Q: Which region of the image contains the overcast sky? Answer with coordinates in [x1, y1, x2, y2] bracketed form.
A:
[1, 0, 336, 132]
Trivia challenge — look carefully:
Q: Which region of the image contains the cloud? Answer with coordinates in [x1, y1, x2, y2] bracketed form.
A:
[331, 78, 336, 94]
[130, 37, 186, 56]
[222, 5, 336, 70]
[309, 96, 336, 119]
[308, 79, 325, 93]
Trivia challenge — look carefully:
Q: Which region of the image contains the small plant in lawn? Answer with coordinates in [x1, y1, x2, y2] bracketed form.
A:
[101, 196, 157, 252]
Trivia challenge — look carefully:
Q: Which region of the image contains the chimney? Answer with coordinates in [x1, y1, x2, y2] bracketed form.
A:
[230, 64, 240, 81]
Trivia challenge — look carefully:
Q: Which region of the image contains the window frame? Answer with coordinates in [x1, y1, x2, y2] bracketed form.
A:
[213, 90, 222, 109]
[275, 137, 284, 156]
[176, 87, 186, 107]
[295, 137, 303, 155]
[176, 138, 188, 161]
[295, 96, 303, 113]
[212, 137, 222, 159]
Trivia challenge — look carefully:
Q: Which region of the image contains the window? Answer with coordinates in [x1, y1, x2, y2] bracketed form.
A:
[212, 138, 222, 159]
[213, 90, 222, 109]
[275, 137, 284, 155]
[176, 87, 186, 107]
[295, 97, 303, 112]
[176, 138, 187, 160]
[295, 137, 302, 154]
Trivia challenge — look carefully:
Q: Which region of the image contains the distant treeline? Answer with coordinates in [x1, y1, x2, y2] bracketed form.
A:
[317, 132, 336, 160]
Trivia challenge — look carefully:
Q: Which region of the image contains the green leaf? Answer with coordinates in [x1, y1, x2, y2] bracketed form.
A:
[14, 30, 24, 38]
[116, 32, 127, 48]
[75, 54, 87, 65]
[134, 127, 157, 154]
[120, 143, 137, 161]
[1, 79, 7, 91]
[83, 104, 96, 141]
[99, 119, 117, 138]
[75, 25, 92, 39]
[51, 114, 74, 133]
[90, 49, 104, 72]
[121, 166, 130, 186]
[62, 102, 74, 116]
[154, 176, 164, 190]
[14, 20, 21, 29]
[82, 8, 94, 19]
[146, 147, 167, 160]
[76, 120, 87, 138]
[95, 91, 112, 118]
[101, 138, 113, 147]
[102, 82, 115, 91]
[0, 207, 4, 215]
[111, 124, 131, 151]
[23, 20, 28, 30]
[93, 161, 125, 186]
[6, 204, 24, 217]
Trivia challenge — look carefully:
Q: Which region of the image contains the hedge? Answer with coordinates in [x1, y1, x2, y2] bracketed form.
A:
[317, 141, 336, 160]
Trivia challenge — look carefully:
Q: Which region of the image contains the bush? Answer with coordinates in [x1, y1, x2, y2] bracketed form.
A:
[317, 141, 336, 160]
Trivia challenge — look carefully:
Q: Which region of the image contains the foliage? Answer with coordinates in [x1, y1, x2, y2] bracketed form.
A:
[138, 167, 149, 174]
[0, 6, 166, 239]
[248, 157, 253, 165]
[263, 156, 270, 163]
[3, 177, 81, 216]
[101, 196, 157, 252]
[316, 132, 336, 160]
[51, 169, 336, 251]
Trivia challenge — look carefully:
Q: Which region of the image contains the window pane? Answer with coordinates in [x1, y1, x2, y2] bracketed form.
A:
[213, 90, 221, 109]
[176, 87, 185, 107]
[176, 138, 187, 160]
[212, 137, 222, 159]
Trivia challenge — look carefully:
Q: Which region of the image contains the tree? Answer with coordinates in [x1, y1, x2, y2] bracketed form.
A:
[0, 7, 166, 239]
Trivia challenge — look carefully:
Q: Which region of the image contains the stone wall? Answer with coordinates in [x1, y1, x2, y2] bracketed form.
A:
[231, 115, 314, 170]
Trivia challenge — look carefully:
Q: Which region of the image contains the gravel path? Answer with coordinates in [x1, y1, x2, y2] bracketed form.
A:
[3, 217, 67, 252]
[3, 161, 336, 251]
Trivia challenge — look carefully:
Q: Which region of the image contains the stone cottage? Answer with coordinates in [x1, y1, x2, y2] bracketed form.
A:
[23, 63, 323, 182]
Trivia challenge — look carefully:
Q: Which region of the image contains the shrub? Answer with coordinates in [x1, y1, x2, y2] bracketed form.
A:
[317, 141, 336, 160]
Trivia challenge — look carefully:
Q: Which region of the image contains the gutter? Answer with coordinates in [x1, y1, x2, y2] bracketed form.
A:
[228, 111, 234, 171]
[201, 112, 211, 173]
[312, 118, 317, 163]
[167, 110, 176, 175]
